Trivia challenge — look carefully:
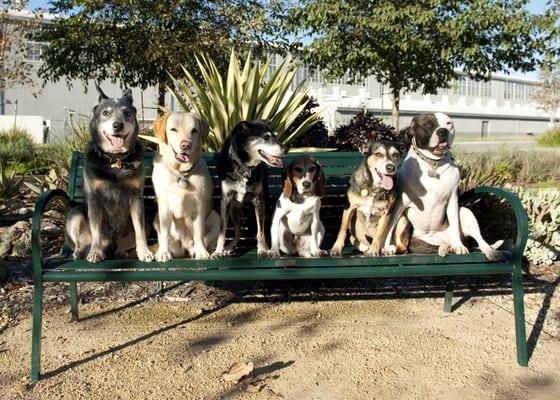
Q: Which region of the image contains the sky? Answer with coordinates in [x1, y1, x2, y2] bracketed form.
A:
[25, 0, 552, 79]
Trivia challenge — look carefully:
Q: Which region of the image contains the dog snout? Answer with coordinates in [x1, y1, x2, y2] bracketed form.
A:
[113, 121, 124, 132]
[180, 141, 192, 151]
[280, 143, 288, 154]
[302, 181, 311, 189]
[436, 128, 449, 139]
[385, 164, 396, 174]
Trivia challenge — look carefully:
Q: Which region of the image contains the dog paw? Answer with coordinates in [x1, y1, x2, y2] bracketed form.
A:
[257, 248, 271, 258]
[86, 249, 105, 263]
[485, 249, 504, 262]
[211, 250, 230, 259]
[195, 249, 210, 260]
[365, 248, 380, 257]
[72, 250, 82, 260]
[330, 245, 343, 257]
[311, 250, 328, 257]
[270, 249, 282, 258]
[452, 244, 469, 255]
[137, 248, 154, 262]
[382, 245, 397, 256]
[438, 244, 450, 257]
[155, 250, 172, 262]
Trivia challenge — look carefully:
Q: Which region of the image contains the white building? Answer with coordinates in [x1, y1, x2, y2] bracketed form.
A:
[0, 9, 554, 142]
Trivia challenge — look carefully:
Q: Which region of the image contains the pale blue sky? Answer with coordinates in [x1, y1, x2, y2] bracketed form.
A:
[26, 0, 551, 79]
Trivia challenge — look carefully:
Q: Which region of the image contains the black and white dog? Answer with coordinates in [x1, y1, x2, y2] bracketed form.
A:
[382, 112, 502, 260]
[65, 86, 153, 263]
[212, 120, 287, 258]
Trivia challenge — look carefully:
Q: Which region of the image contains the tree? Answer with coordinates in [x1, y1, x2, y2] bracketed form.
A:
[533, 61, 560, 125]
[35, 0, 280, 112]
[0, 1, 39, 95]
[287, 0, 556, 129]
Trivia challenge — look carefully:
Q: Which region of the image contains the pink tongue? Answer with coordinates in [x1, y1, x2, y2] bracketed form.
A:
[109, 136, 124, 147]
[381, 174, 394, 190]
[272, 157, 283, 167]
[176, 153, 189, 163]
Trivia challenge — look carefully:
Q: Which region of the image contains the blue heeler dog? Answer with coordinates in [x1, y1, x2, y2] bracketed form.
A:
[65, 85, 153, 263]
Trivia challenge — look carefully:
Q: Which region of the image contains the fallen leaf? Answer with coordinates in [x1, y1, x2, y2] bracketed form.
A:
[222, 361, 254, 383]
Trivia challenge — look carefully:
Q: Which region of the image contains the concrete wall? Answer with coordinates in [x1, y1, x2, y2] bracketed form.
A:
[0, 115, 44, 143]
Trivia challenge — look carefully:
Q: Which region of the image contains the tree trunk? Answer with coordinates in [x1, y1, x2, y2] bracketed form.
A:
[391, 88, 400, 130]
[157, 82, 166, 115]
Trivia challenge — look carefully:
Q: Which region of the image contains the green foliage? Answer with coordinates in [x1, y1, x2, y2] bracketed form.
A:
[36, 0, 279, 107]
[169, 50, 321, 151]
[537, 126, 560, 147]
[455, 150, 560, 193]
[0, 127, 35, 164]
[287, 1, 556, 125]
[24, 169, 63, 195]
[0, 162, 23, 200]
[288, 96, 329, 148]
[328, 110, 407, 152]
[509, 186, 560, 265]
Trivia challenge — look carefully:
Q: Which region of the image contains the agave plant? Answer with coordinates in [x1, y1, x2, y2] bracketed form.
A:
[0, 163, 24, 200]
[168, 50, 320, 151]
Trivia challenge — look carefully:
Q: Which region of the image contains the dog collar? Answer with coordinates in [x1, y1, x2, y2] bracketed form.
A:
[360, 186, 391, 201]
[412, 143, 450, 179]
[98, 147, 139, 170]
[176, 162, 197, 188]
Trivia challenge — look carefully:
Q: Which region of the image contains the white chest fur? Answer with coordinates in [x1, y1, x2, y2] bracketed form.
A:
[278, 196, 320, 235]
[222, 179, 249, 203]
[399, 151, 460, 233]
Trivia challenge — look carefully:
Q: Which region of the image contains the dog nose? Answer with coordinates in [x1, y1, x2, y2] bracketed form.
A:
[280, 143, 288, 154]
[113, 121, 124, 132]
[180, 141, 191, 151]
[436, 128, 449, 139]
[386, 164, 396, 173]
[302, 181, 311, 189]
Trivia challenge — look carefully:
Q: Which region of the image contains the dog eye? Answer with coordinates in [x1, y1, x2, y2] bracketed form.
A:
[374, 152, 384, 157]
[170, 128, 177, 132]
[102, 110, 111, 117]
[308, 166, 316, 173]
[294, 166, 303, 173]
[123, 110, 131, 117]
[264, 134, 271, 141]
[191, 128, 198, 134]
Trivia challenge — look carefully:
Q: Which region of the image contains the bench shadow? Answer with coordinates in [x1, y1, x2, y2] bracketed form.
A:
[527, 276, 559, 360]
[41, 301, 230, 381]
[78, 282, 184, 322]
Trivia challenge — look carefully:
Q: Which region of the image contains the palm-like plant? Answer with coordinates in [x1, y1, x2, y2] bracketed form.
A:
[168, 50, 320, 151]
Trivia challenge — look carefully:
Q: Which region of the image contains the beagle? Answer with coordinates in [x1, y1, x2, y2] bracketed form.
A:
[270, 156, 326, 258]
[151, 112, 219, 260]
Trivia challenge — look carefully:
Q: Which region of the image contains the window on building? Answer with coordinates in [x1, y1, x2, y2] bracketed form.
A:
[504, 81, 536, 101]
[27, 41, 47, 62]
[453, 76, 491, 97]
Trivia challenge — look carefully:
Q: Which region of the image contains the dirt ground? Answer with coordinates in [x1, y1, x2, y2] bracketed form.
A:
[0, 273, 559, 400]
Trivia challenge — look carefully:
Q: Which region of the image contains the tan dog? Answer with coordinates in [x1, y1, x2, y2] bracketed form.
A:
[151, 112, 219, 260]
[330, 140, 409, 256]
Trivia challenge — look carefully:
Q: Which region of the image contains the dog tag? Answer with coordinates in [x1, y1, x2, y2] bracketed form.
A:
[361, 189, 369, 197]
[111, 159, 123, 169]
[177, 178, 188, 189]
[428, 170, 440, 179]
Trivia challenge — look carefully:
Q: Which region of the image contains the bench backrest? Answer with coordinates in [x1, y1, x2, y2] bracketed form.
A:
[68, 151, 363, 248]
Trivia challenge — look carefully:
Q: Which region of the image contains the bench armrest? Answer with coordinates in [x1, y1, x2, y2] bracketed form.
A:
[461, 186, 528, 263]
[32, 189, 72, 279]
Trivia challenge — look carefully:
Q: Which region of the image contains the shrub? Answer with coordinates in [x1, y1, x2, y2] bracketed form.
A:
[168, 50, 321, 151]
[328, 110, 408, 152]
[287, 96, 329, 148]
[537, 126, 560, 147]
[0, 127, 35, 164]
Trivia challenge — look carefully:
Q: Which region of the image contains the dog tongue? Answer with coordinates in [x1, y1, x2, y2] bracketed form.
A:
[381, 174, 394, 191]
[109, 135, 124, 148]
[271, 156, 283, 168]
[175, 153, 189, 163]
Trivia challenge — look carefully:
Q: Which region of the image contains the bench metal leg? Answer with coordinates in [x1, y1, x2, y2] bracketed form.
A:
[443, 278, 454, 313]
[31, 282, 43, 382]
[69, 282, 79, 322]
[512, 268, 528, 366]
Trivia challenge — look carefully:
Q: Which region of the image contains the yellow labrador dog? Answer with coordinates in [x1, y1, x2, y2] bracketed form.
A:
[152, 112, 219, 260]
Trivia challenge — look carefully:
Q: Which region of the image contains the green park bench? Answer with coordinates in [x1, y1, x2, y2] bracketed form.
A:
[30, 151, 529, 381]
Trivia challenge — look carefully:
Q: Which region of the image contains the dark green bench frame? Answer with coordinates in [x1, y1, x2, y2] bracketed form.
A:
[30, 151, 529, 381]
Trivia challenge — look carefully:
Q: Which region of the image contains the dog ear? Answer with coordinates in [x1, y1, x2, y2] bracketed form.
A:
[152, 113, 169, 144]
[95, 84, 108, 104]
[121, 88, 133, 104]
[314, 162, 325, 197]
[281, 168, 293, 199]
